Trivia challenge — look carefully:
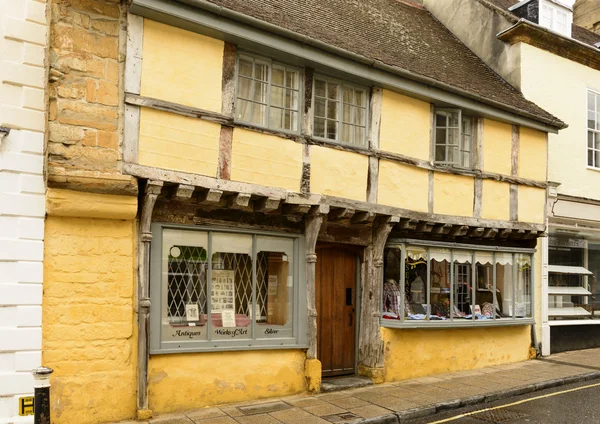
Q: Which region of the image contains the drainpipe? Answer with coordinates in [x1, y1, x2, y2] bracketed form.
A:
[137, 180, 163, 417]
[32, 366, 53, 424]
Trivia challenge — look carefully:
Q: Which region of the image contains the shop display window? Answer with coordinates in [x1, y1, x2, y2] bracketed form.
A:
[150, 225, 306, 353]
[382, 240, 534, 327]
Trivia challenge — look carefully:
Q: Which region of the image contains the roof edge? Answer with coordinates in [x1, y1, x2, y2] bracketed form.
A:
[132, 0, 567, 131]
[498, 19, 600, 73]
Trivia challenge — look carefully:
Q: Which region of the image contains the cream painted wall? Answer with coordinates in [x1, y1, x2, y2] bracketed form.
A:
[231, 128, 303, 192]
[310, 146, 368, 201]
[141, 19, 224, 113]
[483, 119, 512, 176]
[481, 180, 510, 221]
[520, 43, 600, 200]
[518, 186, 546, 224]
[519, 127, 547, 182]
[433, 173, 474, 217]
[379, 90, 430, 160]
[378, 160, 429, 212]
[138, 108, 220, 176]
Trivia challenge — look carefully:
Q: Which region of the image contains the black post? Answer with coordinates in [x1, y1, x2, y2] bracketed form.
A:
[32, 366, 53, 424]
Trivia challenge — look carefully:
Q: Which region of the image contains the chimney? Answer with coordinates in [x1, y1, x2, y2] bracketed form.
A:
[574, 0, 600, 34]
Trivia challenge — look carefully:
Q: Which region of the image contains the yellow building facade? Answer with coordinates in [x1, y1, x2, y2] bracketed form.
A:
[42, 1, 564, 422]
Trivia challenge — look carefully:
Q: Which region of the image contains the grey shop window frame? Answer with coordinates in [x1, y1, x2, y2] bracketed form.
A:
[382, 238, 535, 329]
[149, 223, 307, 354]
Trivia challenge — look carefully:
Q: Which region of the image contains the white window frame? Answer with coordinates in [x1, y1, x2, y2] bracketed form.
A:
[149, 223, 307, 354]
[588, 89, 600, 169]
[312, 74, 369, 148]
[234, 53, 303, 135]
[539, 0, 572, 37]
[381, 239, 535, 329]
[434, 108, 473, 169]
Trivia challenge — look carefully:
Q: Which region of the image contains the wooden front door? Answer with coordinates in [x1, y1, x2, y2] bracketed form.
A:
[316, 245, 358, 377]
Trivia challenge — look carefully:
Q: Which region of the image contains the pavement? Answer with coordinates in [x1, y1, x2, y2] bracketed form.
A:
[118, 347, 600, 424]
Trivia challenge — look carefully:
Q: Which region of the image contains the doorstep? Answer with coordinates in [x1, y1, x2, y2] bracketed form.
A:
[113, 347, 600, 424]
[321, 375, 374, 393]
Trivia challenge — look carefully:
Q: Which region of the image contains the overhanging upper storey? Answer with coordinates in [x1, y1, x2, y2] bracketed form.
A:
[129, 0, 566, 133]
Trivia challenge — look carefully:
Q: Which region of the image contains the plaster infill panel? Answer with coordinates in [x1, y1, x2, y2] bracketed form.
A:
[433, 172, 474, 217]
[310, 146, 368, 202]
[378, 160, 428, 212]
[483, 119, 512, 176]
[141, 19, 224, 113]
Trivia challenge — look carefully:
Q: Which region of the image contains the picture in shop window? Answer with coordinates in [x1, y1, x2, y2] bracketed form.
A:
[382, 244, 532, 323]
[160, 229, 294, 343]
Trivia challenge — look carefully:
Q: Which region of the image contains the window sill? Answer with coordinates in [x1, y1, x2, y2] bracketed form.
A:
[309, 136, 369, 153]
[586, 166, 600, 173]
[152, 339, 307, 354]
[380, 318, 534, 329]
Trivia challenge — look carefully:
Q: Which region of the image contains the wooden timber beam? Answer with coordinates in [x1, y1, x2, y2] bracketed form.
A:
[175, 184, 195, 199]
[199, 189, 223, 203]
[328, 208, 355, 221]
[253, 197, 280, 213]
[227, 193, 251, 209]
[351, 211, 375, 225]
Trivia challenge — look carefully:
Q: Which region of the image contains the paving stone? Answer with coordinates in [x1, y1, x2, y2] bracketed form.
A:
[327, 397, 371, 409]
[149, 415, 193, 424]
[186, 407, 226, 421]
[303, 404, 348, 417]
[222, 406, 244, 417]
[269, 407, 315, 423]
[285, 398, 329, 408]
[370, 396, 421, 412]
[193, 417, 238, 424]
[234, 413, 283, 423]
[238, 401, 291, 415]
[348, 404, 392, 419]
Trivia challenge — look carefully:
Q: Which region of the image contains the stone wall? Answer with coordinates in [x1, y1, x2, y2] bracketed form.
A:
[574, 0, 600, 34]
[48, 0, 123, 184]
[0, 0, 48, 422]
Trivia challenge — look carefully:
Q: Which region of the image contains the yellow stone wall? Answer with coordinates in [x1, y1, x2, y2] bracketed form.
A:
[148, 350, 306, 414]
[378, 160, 428, 212]
[310, 146, 368, 201]
[43, 215, 137, 424]
[518, 186, 546, 223]
[481, 180, 510, 221]
[382, 326, 531, 381]
[519, 127, 547, 181]
[483, 119, 512, 176]
[230, 128, 303, 192]
[138, 108, 220, 176]
[141, 19, 224, 112]
[379, 90, 430, 160]
[433, 173, 474, 217]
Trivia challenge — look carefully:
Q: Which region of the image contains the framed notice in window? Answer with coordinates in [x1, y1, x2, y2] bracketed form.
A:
[211, 270, 236, 311]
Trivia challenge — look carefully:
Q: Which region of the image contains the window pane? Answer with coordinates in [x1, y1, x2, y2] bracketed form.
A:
[252, 104, 266, 126]
[327, 83, 338, 100]
[588, 110, 596, 130]
[289, 111, 298, 131]
[516, 254, 532, 317]
[462, 151, 470, 168]
[315, 79, 326, 97]
[453, 252, 472, 319]
[253, 81, 267, 103]
[356, 108, 366, 126]
[448, 128, 459, 146]
[162, 230, 209, 342]
[383, 248, 403, 320]
[589, 149, 594, 167]
[435, 145, 446, 162]
[315, 98, 326, 118]
[237, 76, 252, 100]
[326, 119, 338, 140]
[343, 87, 353, 104]
[449, 111, 460, 128]
[589, 132, 594, 149]
[355, 126, 365, 145]
[237, 99, 252, 122]
[475, 253, 494, 320]
[588, 91, 595, 112]
[256, 236, 294, 339]
[596, 150, 600, 169]
[327, 101, 338, 120]
[435, 112, 447, 127]
[270, 107, 283, 130]
[314, 117, 325, 137]
[272, 67, 284, 86]
[286, 71, 299, 90]
[431, 252, 451, 320]
[271, 86, 284, 107]
[448, 146, 459, 164]
[343, 104, 352, 123]
[239, 58, 253, 77]
[355, 90, 366, 107]
[406, 247, 428, 319]
[462, 118, 472, 136]
[254, 62, 268, 82]
[285, 90, 299, 110]
[342, 123, 352, 144]
[211, 233, 253, 340]
[435, 128, 447, 146]
[496, 254, 514, 319]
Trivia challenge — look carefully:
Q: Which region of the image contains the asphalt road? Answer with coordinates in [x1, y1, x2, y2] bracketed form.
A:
[408, 380, 600, 424]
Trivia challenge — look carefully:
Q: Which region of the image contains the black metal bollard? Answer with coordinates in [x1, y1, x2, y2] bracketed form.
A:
[32, 367, 54, 424]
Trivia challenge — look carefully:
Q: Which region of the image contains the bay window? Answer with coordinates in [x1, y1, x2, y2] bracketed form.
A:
[382, 239, 534, 327]
[150, 224, 306, 353]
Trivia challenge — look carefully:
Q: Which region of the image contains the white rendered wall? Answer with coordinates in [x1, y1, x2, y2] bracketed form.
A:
[0, 0, 47, 422]
[520, 42, 600, 201]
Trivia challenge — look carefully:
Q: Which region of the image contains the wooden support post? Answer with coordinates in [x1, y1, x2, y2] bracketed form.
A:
[137, 180, 162, 415]
[305, 210, 325, 360]
[358, 215, 398, 382]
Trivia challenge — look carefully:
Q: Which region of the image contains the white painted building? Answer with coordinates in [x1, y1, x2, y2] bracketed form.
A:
[425, 0, 600, 355]
[0, 0, 48, 422]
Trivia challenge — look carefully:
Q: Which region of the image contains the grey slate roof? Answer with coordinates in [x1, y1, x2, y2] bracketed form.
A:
[201, 0, 563, 128]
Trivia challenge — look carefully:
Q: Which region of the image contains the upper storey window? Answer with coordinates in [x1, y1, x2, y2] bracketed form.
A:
[539, 0, 572, 37]
[313, 76, 368, 147]
[588, 90, 600, 169]
[434, 109, 472, 168]
[236, 54, 301, 133]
